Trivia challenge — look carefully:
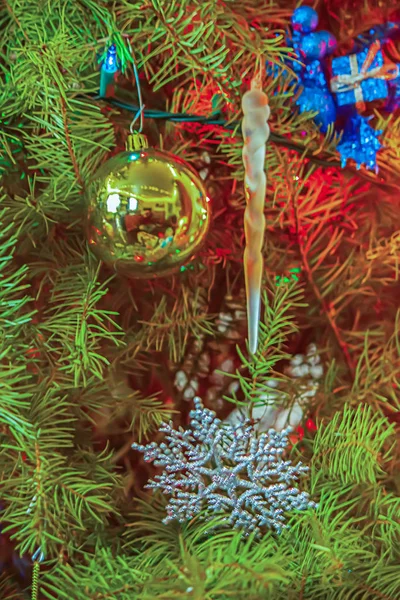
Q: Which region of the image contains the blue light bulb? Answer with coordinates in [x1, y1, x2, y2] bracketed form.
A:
[99, 44, 119, 97]
[104, 44, 118, 73]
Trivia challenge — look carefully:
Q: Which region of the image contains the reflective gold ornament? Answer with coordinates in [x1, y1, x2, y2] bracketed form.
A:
[86, 148, 211, 277]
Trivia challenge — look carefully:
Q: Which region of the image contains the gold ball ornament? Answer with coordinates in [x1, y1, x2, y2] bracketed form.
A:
[86, 148, 211, 277]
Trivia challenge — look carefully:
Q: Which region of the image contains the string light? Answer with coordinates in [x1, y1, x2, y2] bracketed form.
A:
[99, 44, 119, 98]
[103, 44, 118, 73]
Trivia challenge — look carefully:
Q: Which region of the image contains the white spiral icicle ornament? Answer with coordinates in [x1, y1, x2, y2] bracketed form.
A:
[241, 74, 270, 354]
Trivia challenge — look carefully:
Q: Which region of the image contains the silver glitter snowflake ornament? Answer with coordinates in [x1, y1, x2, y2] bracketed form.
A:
[132, 397, 317, 536]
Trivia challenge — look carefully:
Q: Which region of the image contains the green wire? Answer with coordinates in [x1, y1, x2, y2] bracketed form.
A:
[31, 562, 40, 600]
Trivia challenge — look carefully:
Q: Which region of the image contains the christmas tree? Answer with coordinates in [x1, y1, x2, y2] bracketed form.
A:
[1, 0, 400, 598]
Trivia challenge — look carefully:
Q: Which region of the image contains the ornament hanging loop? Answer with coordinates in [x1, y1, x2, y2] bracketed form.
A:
[127, 105, 148, 150]
[127, 37, 144, 134]
[129, 104, 145, 135]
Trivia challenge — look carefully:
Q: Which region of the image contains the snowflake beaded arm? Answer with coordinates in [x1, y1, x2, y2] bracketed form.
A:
[132, 397, 317, 536]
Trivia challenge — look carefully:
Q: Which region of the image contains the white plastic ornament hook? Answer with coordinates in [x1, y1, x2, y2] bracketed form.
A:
[127, 38, 145, 134]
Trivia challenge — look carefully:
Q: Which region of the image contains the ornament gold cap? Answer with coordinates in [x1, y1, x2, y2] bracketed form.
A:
[126, 132, 148, 151]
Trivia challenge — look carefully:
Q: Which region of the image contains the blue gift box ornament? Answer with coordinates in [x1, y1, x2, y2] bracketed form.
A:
[337, 114, 382, 173]
[330, 40, 398, 110]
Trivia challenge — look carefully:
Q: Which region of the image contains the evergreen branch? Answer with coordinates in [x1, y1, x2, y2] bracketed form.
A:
[289, 169, 356, 378]
[285, 474, 386, 597]
[35, 260, 124, 387]
[118, 0, 288, 96]
[124, 495, 179, 552]
[59, 95, 85, 191]
[0, 129, 23, 176]
[0, 355, 34, 438]
[43, 514, 290, 599]
[0, 203, 36, 438]
[359, 562, 400, 599]
[312, 405, 396, 485]
[363, 229, 400, 282]
[21, 98, 115, 216]
[3, 0, 29, 41]
[129, 287, 215, 363]
[1, 405, 122, 560]
[0, 205, 34, 332]
[350, 324, 400, 414]
[0, 574, 21, 600]
[94, 377, 177, 445]
[365, 490, 400, 559]
[0, 178, 58, 241]
[128, 394, 177, 444]
[41, 548, 148, 600]
[231, 280, 305, 407]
